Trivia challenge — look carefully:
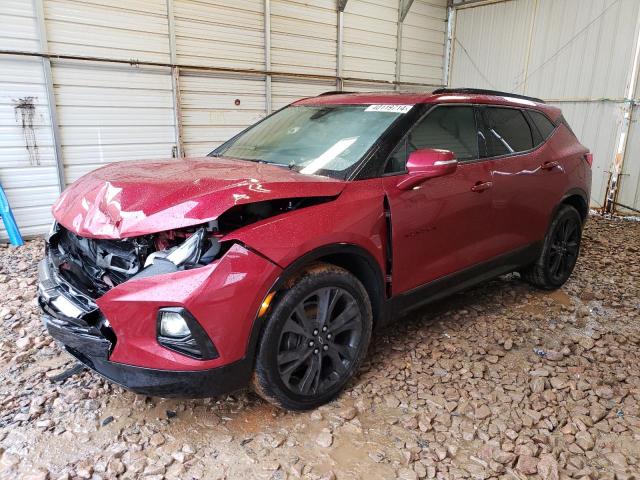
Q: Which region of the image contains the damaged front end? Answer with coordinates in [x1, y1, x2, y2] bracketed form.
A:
[43, 221, 227, 361]
[48, 222, 222, 297]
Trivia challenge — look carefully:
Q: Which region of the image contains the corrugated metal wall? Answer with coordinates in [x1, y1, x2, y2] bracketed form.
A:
[0, 0, 447, 238]
[449, 0, 640, 213]
[0, 0, 59, 237]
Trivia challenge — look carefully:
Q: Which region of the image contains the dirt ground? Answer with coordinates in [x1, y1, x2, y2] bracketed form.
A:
[0, 215, 639, 480]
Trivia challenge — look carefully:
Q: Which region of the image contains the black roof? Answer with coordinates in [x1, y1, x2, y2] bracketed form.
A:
[432, 88, 545, 104]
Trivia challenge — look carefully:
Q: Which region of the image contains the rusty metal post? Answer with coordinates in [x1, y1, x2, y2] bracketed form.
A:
[605, 6, 640, 213]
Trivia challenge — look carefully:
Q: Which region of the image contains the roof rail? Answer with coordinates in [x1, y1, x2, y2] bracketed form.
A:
[432, 88, 545, 104]
[318, 90, 355, 96]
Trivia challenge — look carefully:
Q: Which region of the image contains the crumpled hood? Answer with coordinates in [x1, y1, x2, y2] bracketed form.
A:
[53, 157, 346, 239]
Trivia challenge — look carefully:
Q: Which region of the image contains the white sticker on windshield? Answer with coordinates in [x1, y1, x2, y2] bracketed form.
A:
[365, 104, 413, 113]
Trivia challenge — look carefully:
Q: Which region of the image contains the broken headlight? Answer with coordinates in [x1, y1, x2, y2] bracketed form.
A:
[135, 227, 221, 280]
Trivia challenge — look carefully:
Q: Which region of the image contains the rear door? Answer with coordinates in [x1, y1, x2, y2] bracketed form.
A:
[382, 105, 499, 295]
[479, 106, 566, 252]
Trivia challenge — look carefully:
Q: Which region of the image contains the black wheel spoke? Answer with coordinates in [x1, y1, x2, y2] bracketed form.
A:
[550, 251, 562, 276]
[278, 347, 307, 365]
[315, 288, 332, 328]
[327, 350, 348, 375]
[280, 349, 313, 382]
[330, 303, 359, 335]
[283, 316, 311, 339]
[298, 355, 320, 394]
[333, 343, 357, 361]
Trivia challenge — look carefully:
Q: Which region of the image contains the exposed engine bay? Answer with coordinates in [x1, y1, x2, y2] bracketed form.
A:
[48, 196, 334, 299]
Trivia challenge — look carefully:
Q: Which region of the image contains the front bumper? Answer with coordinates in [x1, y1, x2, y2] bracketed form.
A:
[38, 242, 281, 397]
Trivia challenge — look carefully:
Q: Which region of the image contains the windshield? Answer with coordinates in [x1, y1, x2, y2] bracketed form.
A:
[212, 104, 410, 179]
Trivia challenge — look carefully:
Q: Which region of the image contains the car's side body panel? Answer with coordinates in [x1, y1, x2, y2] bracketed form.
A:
[224, 178, 388, 273]
[382, 160, 499, 294]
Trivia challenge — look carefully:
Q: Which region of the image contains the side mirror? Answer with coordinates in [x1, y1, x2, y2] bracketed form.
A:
[396, 148, 458, 190]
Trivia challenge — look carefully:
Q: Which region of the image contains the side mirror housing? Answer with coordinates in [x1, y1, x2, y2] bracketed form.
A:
[396, 148, 458, 190]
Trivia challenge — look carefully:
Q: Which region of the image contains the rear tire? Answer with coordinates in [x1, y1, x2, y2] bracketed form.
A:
[522, 204, 583, 290]
[252, 263, 372, 410]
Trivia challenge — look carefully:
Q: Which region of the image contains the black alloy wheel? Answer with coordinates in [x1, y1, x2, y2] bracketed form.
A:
[277, 287, 362, 396]
[522, 204, 583, 290]
[253, 263, 372, 410]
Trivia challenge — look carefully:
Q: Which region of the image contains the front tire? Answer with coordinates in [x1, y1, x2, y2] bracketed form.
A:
[522, 204, 583, 290]
[253, 263, 372, 410]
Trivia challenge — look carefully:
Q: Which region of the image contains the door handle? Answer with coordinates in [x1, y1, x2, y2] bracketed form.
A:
[471, 181, 493, 192]
[540, 161, 559, 170]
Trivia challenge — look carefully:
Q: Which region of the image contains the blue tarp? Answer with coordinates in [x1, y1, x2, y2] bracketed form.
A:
[0, 185, 24, 246]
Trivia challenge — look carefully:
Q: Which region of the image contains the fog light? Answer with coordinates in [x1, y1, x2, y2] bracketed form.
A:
[159, 311, 190, 338]
[156, 308, 219, 360]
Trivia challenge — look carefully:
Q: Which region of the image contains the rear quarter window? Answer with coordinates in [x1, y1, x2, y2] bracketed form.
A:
[528, 110, 556, 140]
[483, 107, 533, 156]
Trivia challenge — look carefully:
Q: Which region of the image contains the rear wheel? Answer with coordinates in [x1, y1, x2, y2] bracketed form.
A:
[522, 204, 582, 290]
[253, 263, 372, 410]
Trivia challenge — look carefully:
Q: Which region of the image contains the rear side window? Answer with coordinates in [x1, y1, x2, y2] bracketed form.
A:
[385, 105, 478, 173]
[528, 110, 556, 140]
[483, 107, 533, 156]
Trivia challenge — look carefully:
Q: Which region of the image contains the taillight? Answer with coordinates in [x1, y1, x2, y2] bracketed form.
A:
[584, 153, 593, 167]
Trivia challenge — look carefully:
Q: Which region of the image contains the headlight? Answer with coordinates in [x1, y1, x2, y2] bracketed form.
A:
[156, 307, 219, 360]
[159, 311, 190, 338]
[166, 228, 206, 266]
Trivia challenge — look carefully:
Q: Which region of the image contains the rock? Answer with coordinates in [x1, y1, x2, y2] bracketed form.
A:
[594, 385, 614, 399]
[316, 429, 333, 448]
[74, 461, 93, 479]
[516, 455, 538, 475]
[149, 432, 165, 447]
[537, 454, 559, 480]
[545, 350, 564, 361]
[475, 405, 492, 420]
[575, 430, 594, 451]
[503, 339, 513, 350]
[337, 406, 358, 420]
[530, 377, 546, 393]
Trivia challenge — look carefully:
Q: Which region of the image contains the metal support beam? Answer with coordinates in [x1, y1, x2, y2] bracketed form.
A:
[395, 1, 415, 89]
[336, 8, 344, 90]
[453, 0, 514, 9]
[443, 6, 455, 86]
[33, 0, 66, 192]
[166, 0, 184, 158]
[264, 0, 272, 114]
[399, 0, 415, 23]
[605, 5, 640, 213]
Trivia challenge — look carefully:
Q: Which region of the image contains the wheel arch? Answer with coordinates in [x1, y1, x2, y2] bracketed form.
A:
[559, 188, 589, 223]
[243, 243, 388, 365]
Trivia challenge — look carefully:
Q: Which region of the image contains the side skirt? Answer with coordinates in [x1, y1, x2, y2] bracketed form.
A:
[383, 241, 542, 324]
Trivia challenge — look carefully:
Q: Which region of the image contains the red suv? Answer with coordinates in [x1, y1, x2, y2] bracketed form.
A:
[39, 88, 591, 410]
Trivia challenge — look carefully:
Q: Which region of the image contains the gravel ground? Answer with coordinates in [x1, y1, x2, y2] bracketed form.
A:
[0, 215, 639, 480]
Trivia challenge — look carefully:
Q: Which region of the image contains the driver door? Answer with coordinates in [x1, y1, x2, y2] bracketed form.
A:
[382, 105, 499, 295]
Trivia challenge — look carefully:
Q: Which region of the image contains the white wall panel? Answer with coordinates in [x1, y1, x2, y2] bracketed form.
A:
[271, 0, 337, 76]
[525, 0, 639, 100]
[400, 0, 447, 85]
[343, 0, 399, 82]
[450, 0, 535, 92]
[174, 0, 264, 70]
[52, 63, 176, 184]
[271, 79, 335, 111]
[43, 0, 170, 63]
[0, 2, 59, 238]
[180, 73, 266, 157]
